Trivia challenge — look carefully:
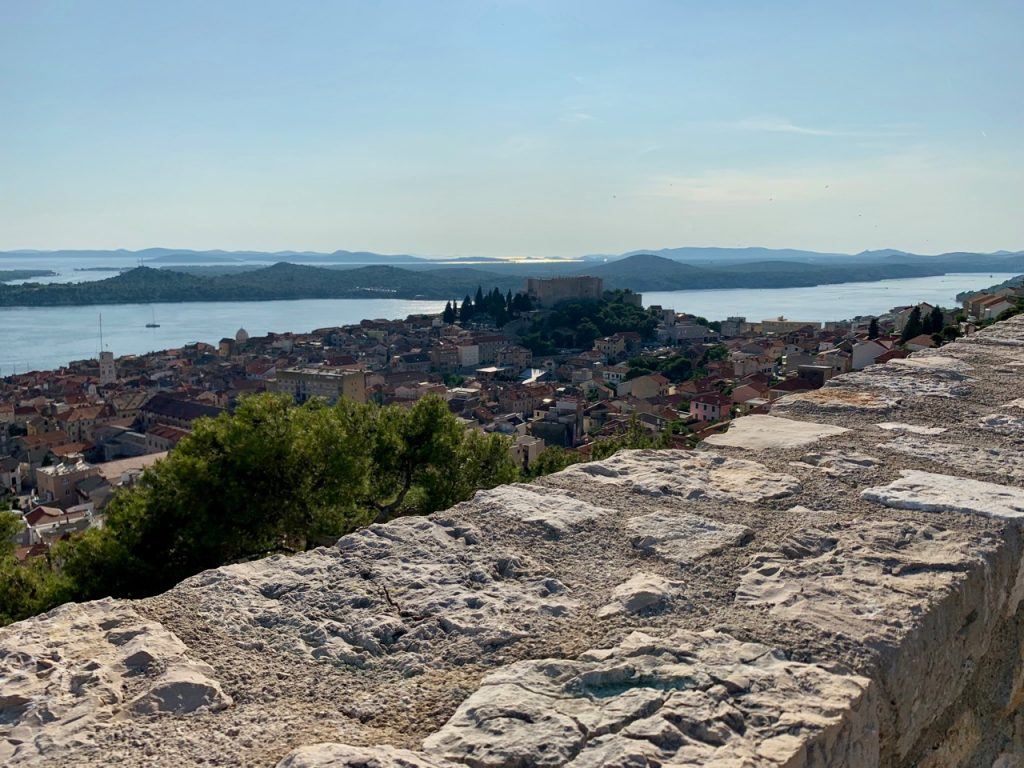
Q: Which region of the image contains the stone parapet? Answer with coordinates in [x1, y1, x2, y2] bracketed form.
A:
[5, 317, 1024, 766]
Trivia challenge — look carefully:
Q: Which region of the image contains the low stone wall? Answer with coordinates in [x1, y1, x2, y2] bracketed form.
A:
[6, 317, 1024, 767]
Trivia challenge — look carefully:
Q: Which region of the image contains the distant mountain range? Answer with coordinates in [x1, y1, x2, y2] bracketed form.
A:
[1, 248, 1023, 306]
[583, 246, 1024, 266]
[4, 246, 1022, 267]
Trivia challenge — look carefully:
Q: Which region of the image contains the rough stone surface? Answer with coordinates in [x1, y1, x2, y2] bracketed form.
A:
[177, 514, 577, 670]
[625, 510, 751, 566]
[469, 484, 607, 539]
[736, 518, 985, 641]
[6, 316, 1024, 767]
[839, 371, 972, 399]
[277, 744, 455, 768]
[862, 469, 1024, 519]
[772, 386, 898, 412]
[878, 436, 1024, 479]
[876, 421, 947, 435]
[596, 573, 679, 617]
[555, 449, 801, 502]
[421, 630, 877, 768]
[703, 413, 849, 449]
[979, 412, 1024, 438]
[790, 449, 879, 475]
[0, 600, 230, 764]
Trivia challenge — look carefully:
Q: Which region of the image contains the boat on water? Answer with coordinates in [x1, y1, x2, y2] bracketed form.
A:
[145, 306, 160, 328]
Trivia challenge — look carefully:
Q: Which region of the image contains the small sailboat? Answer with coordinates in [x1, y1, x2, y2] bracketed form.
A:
[146, 306, 160, 328]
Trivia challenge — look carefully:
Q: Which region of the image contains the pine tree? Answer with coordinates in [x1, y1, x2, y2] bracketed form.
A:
[506, 290, 514, 314]
[868, 318, 879, 339]
[475, 285, 484, 308]
[929, 306, 945, 333]
[442, 301, 455, 325]
[901, 306, 923, 342]
[460, 295, 473, 321]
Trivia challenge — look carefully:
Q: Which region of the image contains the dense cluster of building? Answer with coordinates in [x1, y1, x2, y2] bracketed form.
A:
[1, 275, 994, 561]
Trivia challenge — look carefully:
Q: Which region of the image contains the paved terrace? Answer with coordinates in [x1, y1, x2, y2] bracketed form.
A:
[6, 317, 1024, 767]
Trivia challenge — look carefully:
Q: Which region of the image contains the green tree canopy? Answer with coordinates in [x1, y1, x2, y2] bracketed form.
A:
[50, 393, 517, 610]
[901, 306, 923, 342]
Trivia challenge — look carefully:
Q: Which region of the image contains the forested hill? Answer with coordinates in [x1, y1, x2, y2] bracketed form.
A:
[1, 254, 1020, 306]
[0, 263, 525, 306]
[0, 269, 57, 283]
[578, 254, 953, 291]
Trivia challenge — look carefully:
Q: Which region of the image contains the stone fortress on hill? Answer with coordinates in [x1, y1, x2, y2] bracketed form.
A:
[6, 316, 1024, 767]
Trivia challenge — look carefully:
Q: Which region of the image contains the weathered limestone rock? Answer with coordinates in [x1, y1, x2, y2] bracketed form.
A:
[596, 573, 680, 617]
[737, 516, 1018, 762]
[876, 421, 947, 435]
[277, 744, 455, 768]
[626, 510, 751, 566]
[862, 469, 1024, 519]
[7, 316, 1024, 767]
[838, 367, 972, 398]
[556, 449, 801, 503]
[177, 515, 576, 669]
[886, 355, 974, 376]
[421, 630, 878, 767]
[736, 519, 979, 643]
[469, 484, 607, 539]
[790, 449, 878, 475]
[129, 668, 231, 715]
[980, 412, 1024, 438]
[772, 386, 898, 411]
[962, 316, 1024, 347]
[703, 413, 848, 450]
[878, 436, 1024, 479]
[0, 600, 230, 765]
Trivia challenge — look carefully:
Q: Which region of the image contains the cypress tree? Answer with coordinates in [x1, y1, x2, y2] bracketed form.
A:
[901, 306, 923, 342]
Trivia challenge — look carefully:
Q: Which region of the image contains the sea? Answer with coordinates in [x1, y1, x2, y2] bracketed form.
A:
[0, 253, 1016, 373]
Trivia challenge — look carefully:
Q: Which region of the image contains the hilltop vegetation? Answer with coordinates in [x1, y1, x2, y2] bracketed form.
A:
[0, 393, 669, 625]
[5, 250, 1024, 307]
[0, 394, 518, 624]
[0, 263, 524, 306]
[581, 254, 949, 291]
[0, 269, 56, 283]
[520, 291, 657, 353]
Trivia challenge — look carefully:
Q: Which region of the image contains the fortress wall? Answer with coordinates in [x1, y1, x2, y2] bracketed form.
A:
[6, 317, 1024, 766]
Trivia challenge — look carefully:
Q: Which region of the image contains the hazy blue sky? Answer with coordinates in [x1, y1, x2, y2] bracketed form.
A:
[1, 1, 1021, 256]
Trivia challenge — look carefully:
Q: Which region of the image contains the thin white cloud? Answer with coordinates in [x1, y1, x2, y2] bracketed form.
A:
[731, 116, 911, 138]
[559, 111, 596, 124]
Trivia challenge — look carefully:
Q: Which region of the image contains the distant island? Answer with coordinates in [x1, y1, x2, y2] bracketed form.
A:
[0, 269, 57, 283]
[2, 245, 1024, 307]
[4, 245, 1023, 267]
[1, 251, 1023, 307]
[0, 263, 524, 306]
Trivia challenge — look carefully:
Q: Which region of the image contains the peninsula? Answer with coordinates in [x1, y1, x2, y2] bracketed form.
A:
[3, 251, 1024, 307]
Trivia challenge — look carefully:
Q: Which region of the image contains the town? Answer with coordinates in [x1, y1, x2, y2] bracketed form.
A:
[1, 274, 1018, 560]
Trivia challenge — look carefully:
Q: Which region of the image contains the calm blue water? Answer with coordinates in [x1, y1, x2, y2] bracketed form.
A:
[0, 270, 1015, 373]
[644, 272, 1016, 324]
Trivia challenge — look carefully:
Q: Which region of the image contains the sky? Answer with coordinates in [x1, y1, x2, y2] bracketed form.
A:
[1, 0, 1022, 258]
